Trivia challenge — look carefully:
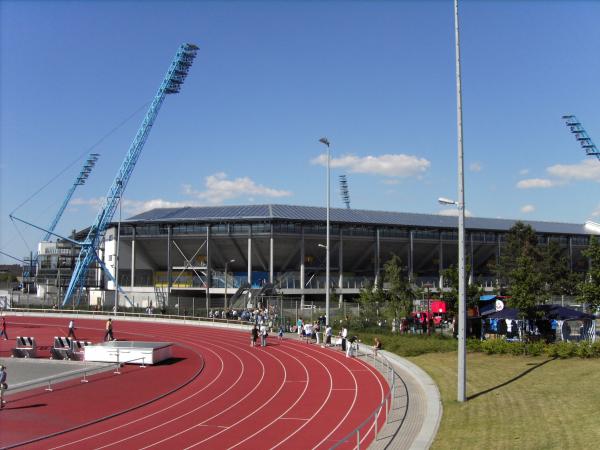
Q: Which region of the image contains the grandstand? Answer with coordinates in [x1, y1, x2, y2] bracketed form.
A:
[69, 203, 595, 310]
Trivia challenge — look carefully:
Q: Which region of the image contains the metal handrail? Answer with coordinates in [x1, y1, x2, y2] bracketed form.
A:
[330, 351, 397, 449]
[6, 306, 257, 328]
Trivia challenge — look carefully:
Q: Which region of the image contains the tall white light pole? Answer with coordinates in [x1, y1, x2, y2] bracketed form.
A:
[319, 137, 331, 326]
[454, 0, 467, 403]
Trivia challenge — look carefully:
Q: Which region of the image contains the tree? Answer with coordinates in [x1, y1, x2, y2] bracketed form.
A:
[497, 222, 546, 316]
[383, 254, 414, 320]
[441, 264, 481, 315]
[356, 282, 385, 327]
[541, 240, 581, 298]
[577, 235, 600, 312]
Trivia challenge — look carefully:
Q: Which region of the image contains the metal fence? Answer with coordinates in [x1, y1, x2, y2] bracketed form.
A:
[330, 350, 402, 449]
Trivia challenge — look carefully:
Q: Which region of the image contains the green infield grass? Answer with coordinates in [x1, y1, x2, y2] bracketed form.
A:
[409, 352, 600, 450]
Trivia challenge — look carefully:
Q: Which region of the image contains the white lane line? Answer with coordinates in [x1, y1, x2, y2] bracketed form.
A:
[145, 342, 272, 449]
[225, 345, 311, 450]
[284, 341, 360, 450]
[51, 327, 233, 449]
[267, 342, 340, 450]
[120, 335, 263, 450]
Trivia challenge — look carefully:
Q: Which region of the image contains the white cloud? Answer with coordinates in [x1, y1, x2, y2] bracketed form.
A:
[521, 204, 535, 213]
[438, 208, 473, 217]
[122, 199, 196, 215]
[519, 169, 530, 176]
[70, 173, 291, 216]
[71, 197, 195, 215]
[469, 162, 482, 172]
[184, 172, 292, 205]
[547, 159, 600, 182]
[516, 178, 556, 189]
[311, 153, 430, 178]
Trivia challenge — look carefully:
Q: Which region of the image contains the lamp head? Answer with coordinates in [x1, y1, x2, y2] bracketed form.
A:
[438, 197, 457, 206]
[319, 137, 330, 147]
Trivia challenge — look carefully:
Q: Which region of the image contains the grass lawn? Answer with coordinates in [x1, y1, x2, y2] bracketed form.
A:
[409, 352, 600, 450]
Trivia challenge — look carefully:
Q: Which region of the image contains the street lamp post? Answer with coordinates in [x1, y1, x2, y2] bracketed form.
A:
[319, 137, 331, 327]
[224, 259, 235, 309]
[453, 0, 467, 403]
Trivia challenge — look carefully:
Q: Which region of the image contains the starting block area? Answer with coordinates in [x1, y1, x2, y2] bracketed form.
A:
[84, 341, 173, 365]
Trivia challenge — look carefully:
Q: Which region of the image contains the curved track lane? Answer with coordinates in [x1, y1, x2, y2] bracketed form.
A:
[0, 316, 389, 449]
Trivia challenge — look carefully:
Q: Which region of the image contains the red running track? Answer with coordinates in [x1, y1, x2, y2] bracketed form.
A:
[0, 316, 389, 449]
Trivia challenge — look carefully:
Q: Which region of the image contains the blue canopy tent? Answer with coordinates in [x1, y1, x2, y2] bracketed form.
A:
[537, 305, 596, 342]
[480, 304, 596, 342]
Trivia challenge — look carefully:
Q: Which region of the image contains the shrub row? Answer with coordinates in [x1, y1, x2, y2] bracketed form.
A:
[467, 339, 600, 358]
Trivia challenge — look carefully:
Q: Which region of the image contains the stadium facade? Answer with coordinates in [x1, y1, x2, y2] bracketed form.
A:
[81, 204, 594, 310]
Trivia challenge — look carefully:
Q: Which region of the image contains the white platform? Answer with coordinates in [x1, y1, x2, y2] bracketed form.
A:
[84, 341, 173, 365]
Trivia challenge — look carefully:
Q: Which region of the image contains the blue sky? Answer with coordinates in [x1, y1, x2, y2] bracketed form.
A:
[1, 0, 599, 263]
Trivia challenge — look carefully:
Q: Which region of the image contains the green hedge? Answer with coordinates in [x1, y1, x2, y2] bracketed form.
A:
[467, 338, 600, 359]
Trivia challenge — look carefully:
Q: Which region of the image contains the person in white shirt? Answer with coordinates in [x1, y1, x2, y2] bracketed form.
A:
[304, 322, 313, 344]
[341, 326, 348, 351]
[303, 322, 313, 343]
[325, 325, 333, 346]
[0, 365, 7, 408]
[260, 323, 268, 347]
[68, 320, 76, 339]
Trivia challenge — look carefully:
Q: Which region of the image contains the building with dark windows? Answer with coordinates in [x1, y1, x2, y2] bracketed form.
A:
[89, 204, 594, 310]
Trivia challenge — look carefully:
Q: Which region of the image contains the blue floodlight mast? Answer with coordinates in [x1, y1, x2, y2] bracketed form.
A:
[42, 153, 100, 243]
[562, 115, 599, 160]
[62, 43, 199, 306]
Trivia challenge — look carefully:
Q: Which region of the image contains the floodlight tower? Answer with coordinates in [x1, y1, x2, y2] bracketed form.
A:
[42, 153, 100, 242]
[339, 175, 351, 209]
[62, 43, 199, 307]
[562, 115, 598, 160]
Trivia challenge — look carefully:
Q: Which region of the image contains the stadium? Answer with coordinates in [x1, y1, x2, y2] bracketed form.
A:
[30, 203, 593, 312]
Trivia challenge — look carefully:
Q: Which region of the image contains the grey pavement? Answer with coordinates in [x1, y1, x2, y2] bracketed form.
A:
[0, 357, 112, 395]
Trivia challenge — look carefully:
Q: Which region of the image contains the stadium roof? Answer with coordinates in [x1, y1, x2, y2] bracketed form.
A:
[125, 204, 592, 235]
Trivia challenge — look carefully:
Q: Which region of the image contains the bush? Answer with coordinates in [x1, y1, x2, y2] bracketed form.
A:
[552, 341, 578, 359]
[526, 341, 545, 357]
[576, 341, 593, 358]
[466, 338, 483, 353]
[465, 338, 599, 359]
[356, 331, 457, 357]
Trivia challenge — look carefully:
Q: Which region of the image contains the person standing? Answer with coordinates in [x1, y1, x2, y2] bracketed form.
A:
[303, 321, 313, 344]
[0, 317, 7, 340]
[0, 365, 7, 408]
[68, 319, 77, 339]
[104, 318, 114, 341]
[373, 337, 382, 356]
[278, 325, 284, 342]
[260, 322, 268, 347]
[341, 326, 348, 352]
[325, 324, 332, 347]
[314, 321, 321, 345]
[251, 324, 259, 347]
